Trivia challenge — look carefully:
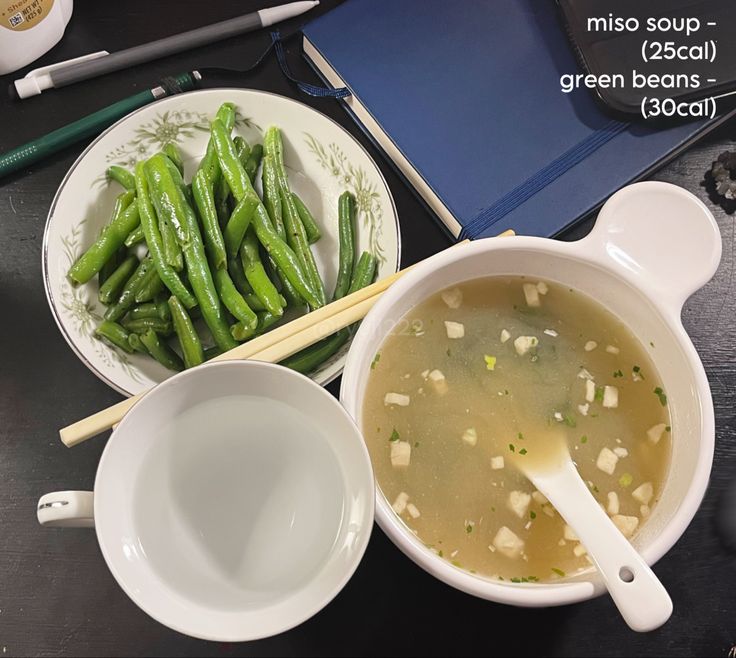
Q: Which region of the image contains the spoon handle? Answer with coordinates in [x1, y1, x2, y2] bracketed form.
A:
[531, 458, 672, 632]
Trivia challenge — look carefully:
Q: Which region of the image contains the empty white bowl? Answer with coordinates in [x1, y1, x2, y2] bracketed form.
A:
[38, 360, 375, 641]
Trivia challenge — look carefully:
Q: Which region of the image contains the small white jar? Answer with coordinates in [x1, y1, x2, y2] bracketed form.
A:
[0, 0, 73, 75]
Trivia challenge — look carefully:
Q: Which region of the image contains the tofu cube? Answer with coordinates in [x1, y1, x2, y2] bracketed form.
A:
[492, 526, 525, 559]
[507, 490, 531, 519]
[523, 283, 541, 307]
[612, 514, 639, 538]
[490, 455, 505, 470]
[384, 392, 410, 407]
[631, 482, 653, 505]
[584, 341, 598, 351]
[390, 441, 411, 469]
[392, 492, 409, 514]
[444, 321, 465, 339]
[585, 379, 596, 403]
[596, 447, 619, 475]
[406, 503, 421, 519]
[640, 505, 651, 517]
[603, 385, 619, 408]
[613, 447, 629, 458]
[441, 287, 463, 309]
[606, 491, 620, 515]
[647, 423, 667, 444]
[605, 344, 620, 354]
[428, 369, 448, 395]
[500, 329, 511, 343]
[563, 524, 579, 541]
[514, 335, 538, 356]
[532, 491, 548, 505]
[536, 281, 549, 295]
[573, 543, 588, 557]
[578, 403, 589, 416]
[461, 428, 478, 446]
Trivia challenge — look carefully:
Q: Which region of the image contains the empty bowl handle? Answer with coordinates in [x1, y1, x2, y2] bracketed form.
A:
[579, 182, 721, 314]
[37, 491, 94, 528]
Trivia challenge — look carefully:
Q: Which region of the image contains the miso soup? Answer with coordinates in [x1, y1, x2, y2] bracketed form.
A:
[363, 277, 671, 583]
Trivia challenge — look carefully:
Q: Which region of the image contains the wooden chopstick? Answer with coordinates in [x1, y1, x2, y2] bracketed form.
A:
[59, 231, 513, 447]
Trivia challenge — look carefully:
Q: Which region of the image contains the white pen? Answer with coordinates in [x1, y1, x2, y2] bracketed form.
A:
[13, 1, 319, 99]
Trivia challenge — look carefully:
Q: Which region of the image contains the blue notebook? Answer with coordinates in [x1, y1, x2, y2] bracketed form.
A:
[303, 0, 733, 239]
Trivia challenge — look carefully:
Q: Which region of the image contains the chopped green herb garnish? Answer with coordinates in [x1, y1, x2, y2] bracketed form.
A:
[498, 576, 505, 581]
[510, 577, 521, 583]
[613, 369, 623, 378]
[619, 472, 633, 487]
[466, 524, 473, 534]
[594, 386, 604, 402]
[527, 576, 539, 582]
[504, 389, 509, 395]
[371, 352, 381, 369]
[518, 432, 524, 440]
[665, 426, 671, 432]
[389, 428, 400, 442]
[518, 448, 528, 455]
[530, 511, 537, 520]
[484, 354, 497, 370]
[551, 567, 566, 577]
[491, 506, 496, 512]
[654, 387, 667, 406]
[563, 413, 577, 428]
[451, 561, 462, 568]
[632, 365, 644, 379]
[414, 441, 420, 448]
[580, 435, 588, 444]
[650, 341, 655, 347]
[446, 348, 451, 357]
[592, 484, 599, 493]
[508, 443, 515, 452]
[438, 550, 444, 558]
[590, 413, 599, 418]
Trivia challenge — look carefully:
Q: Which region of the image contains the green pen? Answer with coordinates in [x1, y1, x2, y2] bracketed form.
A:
[0, 71, 198, 180]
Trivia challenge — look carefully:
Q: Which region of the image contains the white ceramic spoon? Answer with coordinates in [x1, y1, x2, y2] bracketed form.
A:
[515, 440, 673, 632]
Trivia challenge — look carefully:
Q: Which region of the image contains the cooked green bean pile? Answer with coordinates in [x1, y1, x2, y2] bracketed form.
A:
[68, 102, 376, 375]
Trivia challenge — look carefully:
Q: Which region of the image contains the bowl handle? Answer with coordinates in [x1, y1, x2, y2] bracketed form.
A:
[37, 491, 95, 528]
[575, 182, 721, 314]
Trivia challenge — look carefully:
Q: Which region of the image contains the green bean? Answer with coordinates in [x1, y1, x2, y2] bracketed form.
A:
[122, 316, 172, 335]
[127, 332, 147, 354]
[168, 296, 204, 368]
[240, 228, 283, 317]
[146, 154, 236, 352]
[127, 301, 169, 321]
[98, 255, 138, 305]
[211, 119, 321, 308]
[214, 174, 231, 228]
[292, 192, 322, 243]
[203, 345, 223, 361]
[212, 268, 258, 330]
[162, 143, 184, 175]
[134, 268, 165, 302]
[145, 159, 189, 247]
[156, 298, 172, 321]
[192, 168, 227, 270]
[264, 127, 326, 306]
[68, 191, 140, 285]
[235, 136, 251, 163]
[95, 320, 133, 353]
[244, 292, 286, 312]
[134, 162, 197, 308]
[244, 144, 263, 183]
[230, 310, 281, 342]
[198, 103, 236, 185]
[228, 257, 252, 295]
[98, 245, 127, 287]
[281, 329, 349, 374]
[139, 328, 184, 371]
[261, 154, 285, 238]
[224, 193, 258, 260]
[107, 165, 136, 191]
[104, 256, 154, 321]
[348, 251, 378, 294]
[124, 224, 146, 247]
[333, 191, 356, 300]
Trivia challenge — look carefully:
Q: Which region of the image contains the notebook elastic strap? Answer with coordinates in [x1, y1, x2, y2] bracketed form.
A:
[271, 31, 351, 99]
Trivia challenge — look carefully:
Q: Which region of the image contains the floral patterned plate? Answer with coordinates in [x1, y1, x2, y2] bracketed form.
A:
[43, 89, 400, 396]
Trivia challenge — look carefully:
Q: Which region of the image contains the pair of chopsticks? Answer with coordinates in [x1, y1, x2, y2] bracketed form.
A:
[59, 232, 513, 447]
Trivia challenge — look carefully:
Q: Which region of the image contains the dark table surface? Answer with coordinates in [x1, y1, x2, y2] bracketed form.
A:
[1, 2, 735, 656]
